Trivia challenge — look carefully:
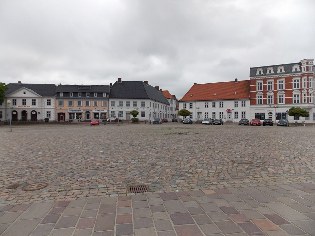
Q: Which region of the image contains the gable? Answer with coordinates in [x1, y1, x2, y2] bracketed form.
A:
[7, 87, 41, 98]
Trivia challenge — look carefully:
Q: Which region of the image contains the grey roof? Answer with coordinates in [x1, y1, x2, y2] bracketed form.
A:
[110, 81, 169, 105]
[250, 62, 301, 77]
[56, 85, 110, 93]
[6, 83, 56, 96]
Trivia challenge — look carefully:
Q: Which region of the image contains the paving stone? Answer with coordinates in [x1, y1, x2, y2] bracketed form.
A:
[73, 229, 93, 236]
[50, 207, 66, 214]
[94, 214, 115, 231]
[199, 223, 222, 235]
[240, 210, 265, 219]
[2, 219, 41, 236]
[291, 220, 315, 235]
[41, 214, 60, 224]
[187, 207, 204, 215]
[154, 219, 173, 231]
[55, 216, 79, 229]
[157, 231, 176, 236]
[134, 227, 156, 236]
[153, 212, 170, 220]
[160, 193, 179, 201]
[164, 200, 187, 213]
[252, 219, 280, 231]
[0, 224, 10, 234]
[117, 207, 132, 215]
[92, 231, 114, 236]
[8, 204, 31, 212]
[220, 206, 239, 214]
[215, 220, 243, 234]
[134, 217, 153, 229]
[116, 214, 132, 224]
[170, 212, 194, 225]
[207, 211, 229, 221]
[174, 224, 204, 236]
[68, 200, 86, 208]
[81, 210, 98, 218]
[266, 202, 310, 221]
[229, 214, 249, 223]
[50, 228, 75, 236]
[116, 224, 133, 236]
[118, 200, 131, 208]
[133, 201, 149, 209]
[0, 212, 22, 224]
[76, 218, 95, 229]
[192, 214, 212, 225]
[305, 212, 315, 220]
[238, 222, 264, 235]
[280, 224, 306, 235]
[98, 204, 116, 214]
[30, 223, 54, 236]
[133, 208, 151, 218]
[150, 205, 165, 213]
[84, 203, 100, 210]
[264, 214, 289, 225]
[19, 202, 53, 220]
[132, 195, 147, 201]
[200, 203, 221, 213]
[63, 207, 83, 216]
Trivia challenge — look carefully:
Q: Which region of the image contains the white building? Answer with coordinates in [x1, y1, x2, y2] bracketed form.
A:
[109, 78, 170, 121]
[0, 82, 56, 122]
[179, 79, 251, 122]
[162, 90, 178, 121]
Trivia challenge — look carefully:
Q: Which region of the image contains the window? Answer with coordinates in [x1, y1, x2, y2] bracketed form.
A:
[58, 100, 64, 107]
[278, 94, 284, 104]
[241, 100, 246, 107]
[302, 93, 307, 103]
[70, 92, 73, 97]
[22, 99, 26, 106]
[212, 102, 216, 108]
[302, 78, 307, 88]
[255, 113, 265, 120]
[234, 111, 238, 119]
[257, 95, 263, 105]
[85, 100, 90, 106]
[119, 101, 123, 107]
[126, 101, 130, 107]
[189, 103, 193, 109]
[204, 112, 208, 119]
[267, 67, 274, 74]
[267, 95, 273, 105]
[183, 103, 187, 109]
[102, 101, 107, 107]
[219, 112, 223, 119]
[141, 111, 145, 117]
[103, 93, 106, 97]
[292, 65, 300, 72]
[118, 111, 123, 117]
[205, 102, 208, 108]
[276, 112, 287, 120]
[141, 101, 145, 107]
[267, 81, 273, 91]
[212, 112, 216, 119]
[47, 99, 51, 106]
[133, 101, 137, 107]
[189, 113, 193, 119]
[234, 101, 238, 108]
[32, 99, 36, 106]
[111, 101, 115, 107]
[277, 80, 284, 90]
[293, 94, 300, 104]
[68, 100, 73, 107]
[86, 93, 90, 97]
[293, 78, 300, 89]
[277, 66, 285, 73]
[257, 81, 263, 91]
[78, 92, 82, 97]
[94, 101, 98, 107]
[0, 111, 2, 119]
[94, 93, 97, 97]
[111, 111, 115, 117]
[60, 92, 63, 97]
[46, 111, 51, 118]
[13, 99, 17, 106]
[78, 100, 82, 106]
[256, 68, 263, 75]
[309, 94, 313, 103]
[309, 78, 313, 88]
[241, 111, 246, 119]
[219, 102, 223, 108]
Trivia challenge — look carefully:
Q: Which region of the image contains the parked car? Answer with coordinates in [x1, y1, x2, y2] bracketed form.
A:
[212, 119, 223, 125]
[172, 118, 178, 122]
[263, 119, 274, 126]
[161, 118, 168, 123]
[277, 119, 289, 127]
[152, 118, 162, 124]
[90, 120, 100, 126]
[250, 119, 261, 126]
[201, 118, 212, 125]
[238, 118, 249, 125]
[182, 118, 193, 124]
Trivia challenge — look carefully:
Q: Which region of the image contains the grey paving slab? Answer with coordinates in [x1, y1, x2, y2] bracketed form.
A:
[164, 200, 187, 213]
[94, 214, 115, 231]
[19, 202, 54, 220]
[266, 202, 310, 221]
[280, 224, 306, 235]
[199, 223, 222, 235]
[291, 220, 315, 235]
[214, 220, 243, 234]
[154, 219, 173, 231]
[2, 219, 41, 236]
[0, 212, 22, 224]
[49, 228, 75, 236]
[30, 224, 55, 236]
[73, 229, 93, 236]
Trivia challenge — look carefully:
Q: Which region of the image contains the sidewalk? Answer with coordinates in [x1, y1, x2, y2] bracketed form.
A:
[1, 182, 315, 236]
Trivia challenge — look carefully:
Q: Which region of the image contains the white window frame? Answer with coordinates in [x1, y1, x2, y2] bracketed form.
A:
[70, 92, 73, 97]
[204, 112, 208, 119]
[241, 111, 246, 119]
[234, 101, 238, 108]
[241, 100, 246, 107]
[32, 99, 36, 106]
[47, 99, 51, 106]
[94, 93, 97, 97]
[119, 101, 123, 107]
[219, 101, 223, 108]
[234, 111, 238, 119]
[219, 112, 223, 119]
[257, 95, 263, 105]
[46, 111, 51, 118]
[277, 80, 284, 90]
[278, 94, 284, 104]
[257, 81, 263, 91]
[293, 78, 300, 89]
[267, 95, 273, 105]
[293, 94, 300, 104]
[22, 99, 26, 106]
[267, 80, 273, 91]
[13, 99, 17, 106]
[111, 101, 115, 107]
[205, 102, 208, 108]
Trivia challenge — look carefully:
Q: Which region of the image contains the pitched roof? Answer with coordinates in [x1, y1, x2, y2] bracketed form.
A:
[180, 80, 250, 102]
[6, 83, 56, 96]
[110, 81, 169, 105]
[162, 90, 173, 99]
[56, 85, 110, 93]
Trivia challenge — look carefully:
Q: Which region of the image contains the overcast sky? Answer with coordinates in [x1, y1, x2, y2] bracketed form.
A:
[0, 0, 314, 98]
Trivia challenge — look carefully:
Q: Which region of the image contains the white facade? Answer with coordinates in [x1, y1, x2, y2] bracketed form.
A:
[0, 88, 55, 122]
[179, 99, 250, 122]
[165, 97, 178, 120]
[109, 98, 169, 121]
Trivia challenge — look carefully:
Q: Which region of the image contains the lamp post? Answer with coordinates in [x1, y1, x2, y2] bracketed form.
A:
[7, 100, 12, 132]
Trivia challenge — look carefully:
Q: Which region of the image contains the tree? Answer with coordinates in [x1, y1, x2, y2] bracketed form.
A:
[288, 107, 309, 119]
[178, 109, 191, 118]
[0, 82, 6, 104]
[130, 110, 139, 123]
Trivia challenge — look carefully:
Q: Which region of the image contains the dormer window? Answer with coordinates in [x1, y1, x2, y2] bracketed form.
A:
[103, 93, 107, 97]
[256, 68, 264, 75]
[94, 93, 97, 97]
[277, 66, 285, 73]
[86, 93, 90, 97]
[78, 92, 81, 97]
[60, 92, 63, 97]
[267, 67, 274, 74]
[292, 64, 300, 72]
[70, 92, 73, 97]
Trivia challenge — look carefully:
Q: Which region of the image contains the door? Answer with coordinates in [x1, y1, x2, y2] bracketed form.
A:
[31, 110, 37, 121]
[21, 110, 27, 121]
[126, 112, 130, 120]
[58, 113, 65, 122]
[12, 110, 18, 121]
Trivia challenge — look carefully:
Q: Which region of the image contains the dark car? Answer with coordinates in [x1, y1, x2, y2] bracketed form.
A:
[212, 119, 223, 125]
[238, 118, 249, 125]
[250, 119, 261, 126]
[277, 119, 289, 127]
[161, 118, 168, 123]
[263, 119, 274, 126]
[183, 118, 193, 124]
[172, 118, 178, 122]
[152, 118, 161, 124]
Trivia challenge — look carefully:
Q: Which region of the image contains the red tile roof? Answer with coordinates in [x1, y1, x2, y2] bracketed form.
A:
[180, 80, 250, 102]
[162, 90, 173, 99]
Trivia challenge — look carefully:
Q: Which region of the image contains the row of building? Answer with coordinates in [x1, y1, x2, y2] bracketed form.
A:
[1, 59, 314, 123]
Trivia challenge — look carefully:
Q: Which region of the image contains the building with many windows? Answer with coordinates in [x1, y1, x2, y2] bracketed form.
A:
[0, 82, 56, 122]
[179, 79, 250, 122]
[250, 59, 314, 122]
[55, 85, 110, 122]
[162, 90, 178, 121]
[109, 78, 169, 121]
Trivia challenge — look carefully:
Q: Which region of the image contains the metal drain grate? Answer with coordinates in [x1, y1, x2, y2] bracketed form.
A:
[127, 185, 149, 194]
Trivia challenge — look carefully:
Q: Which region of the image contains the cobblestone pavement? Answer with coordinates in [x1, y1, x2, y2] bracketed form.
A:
[1, 183, 315, 236]
[0, 123, 314, 205]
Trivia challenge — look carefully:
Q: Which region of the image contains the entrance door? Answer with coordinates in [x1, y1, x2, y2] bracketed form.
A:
[12, 110, 18, 121]
[85, 111, 90, 120]
[58, 113, 65, 122]
[126, 112, 130, 120]
[227, 113, 232, 121]
[31, 110, 37, 121]
[21, 110, 27, 121]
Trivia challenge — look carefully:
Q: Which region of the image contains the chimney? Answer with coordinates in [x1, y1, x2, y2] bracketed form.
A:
[18, 81, 22, 84]
[118, 78, 122, 83]
[110, 83, 112, 87]
[194, 83, 197, 85]
[155, 86, 159, 90]
[160, 89, 162, 92]
[144, 81, 148, 84]
[234, 78, 238, 82]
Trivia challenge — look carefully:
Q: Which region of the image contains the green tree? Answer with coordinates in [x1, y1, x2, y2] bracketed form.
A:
[288, 107, 309, 119]
[130, 110, 139, 123]
[0, 82, 7, 104]
[178, 109, 191, 118]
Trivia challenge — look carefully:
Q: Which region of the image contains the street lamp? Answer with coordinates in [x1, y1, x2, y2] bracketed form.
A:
[7, 100, 12, 132]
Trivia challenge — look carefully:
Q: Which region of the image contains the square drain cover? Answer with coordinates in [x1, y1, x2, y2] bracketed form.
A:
[127, 185, 149, 194]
